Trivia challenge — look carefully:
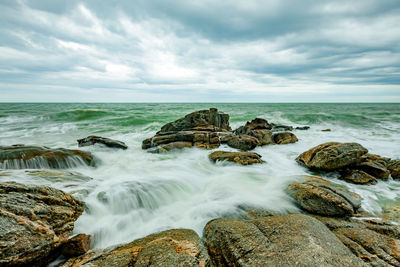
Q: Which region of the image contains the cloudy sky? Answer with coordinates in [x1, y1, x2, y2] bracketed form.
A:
[1, 0, 399, 102]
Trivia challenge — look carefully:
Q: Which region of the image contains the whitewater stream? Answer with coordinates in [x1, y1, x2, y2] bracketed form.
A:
[1, 103, 400, 249]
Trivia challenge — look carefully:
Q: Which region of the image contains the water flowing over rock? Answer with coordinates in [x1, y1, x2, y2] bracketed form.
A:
[0, 181, 84, 266]
[209, 151, 263, 165]
[296, 142, 368, 171]
[0, 145, 97, 169]
[286, 176, 362, 216]
[77, 136, 128, 150]
[204, 214, 366, 267]
[59, 229, 210, 267]
[160, 108, 231, 133]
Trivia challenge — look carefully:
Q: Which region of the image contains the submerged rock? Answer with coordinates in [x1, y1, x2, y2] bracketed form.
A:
[272, 132, 298, 144]
[0, 145, 97, 169]
[287, 176, 361, 216]
[339, 169, 378, 185]
[296, 142, 368, 171]
[226, 134, 259, 151]
[204, 214, 365, 267]
[160, 108, 231, 133]
[295, 126, 310, 130]
[209, 151, 263, 165]
[77, 136, 128, 150]
[59, 229, 210, 267]
[0, 181, 84, 267]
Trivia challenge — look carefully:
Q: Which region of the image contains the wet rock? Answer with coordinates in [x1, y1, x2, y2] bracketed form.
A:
[322, 128, 331, 132]
[314, 216, 400, 266]
[62, 234, 91, 258]
[77, 136, 128, 150]
[204, 214, 366, 267]
[0, 145, 97, 169]
[286, 176, 361, 216]
[0, 182, 84, 267]
[59, 229, 209, 267]
[356, 161, 390, 180]
[339, 169, 378, 185]
[148, 141, 193, 153]
[160, 108, 231, 133]
[296, 142, 368, 171]
[209, 151, 263, 165]
[295, 126, 310, 130]
[226, 134, 259, 151]
[382, 202, 400, 224]
[270, 123, 293, 131]
[272, 132, 298, 144]
[387, 159, 400, 179]
[234, 118, 272, 134]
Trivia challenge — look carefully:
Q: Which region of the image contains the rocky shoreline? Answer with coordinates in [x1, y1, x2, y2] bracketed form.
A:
[0, 108, 399, 266]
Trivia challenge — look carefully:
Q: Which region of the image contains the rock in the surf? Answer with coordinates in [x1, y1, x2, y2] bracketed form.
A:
[270, 123, 293, 131]
[77, 136, 128, 150]
[355, 160, 390, 180]
[234, 118, 274, 146]
[272, 132, 298, 144]
[339, 169, 378, 185]
[159, 108, 231, 132]
[61, 234, 91, 258]
[226, 134, 260, 151]
[0, 181, 84, 267]
[148, 141, 193, 153]
[209, 151, 263, 165]
[286, 176, 361, 216]
[387, 159, 400, 179]
[296, 142, 368, 171]
[59, 229, 209, 267]
[0, 145, 97, 169]
[204, 214, 365, 267]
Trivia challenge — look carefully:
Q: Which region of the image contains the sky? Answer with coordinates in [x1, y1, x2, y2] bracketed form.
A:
[1, 0, 400, 102]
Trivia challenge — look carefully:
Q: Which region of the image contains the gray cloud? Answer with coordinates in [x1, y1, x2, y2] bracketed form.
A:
[0, 0, 399, 102]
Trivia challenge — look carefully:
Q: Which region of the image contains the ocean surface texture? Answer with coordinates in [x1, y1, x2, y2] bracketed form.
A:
[1, 103, 399, 249]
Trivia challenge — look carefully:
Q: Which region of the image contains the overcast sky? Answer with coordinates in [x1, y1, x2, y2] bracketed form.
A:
[1, 0, 400, 102]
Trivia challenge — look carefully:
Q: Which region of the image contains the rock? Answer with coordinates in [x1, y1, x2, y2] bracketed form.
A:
[322, 128, 331, 132]
[356, 160, 390, 180]
[234, 118, 272, 134]
[387, 159, 400, 179]
[0, 181, 84, 267]
[0, 145, 97, 169]
[339, 169, 378, 185]
[295, 126, 310, 130]
[59, 229, 209, 267]
[314, 216, 400, 266]
[159, 108, 231, 133]
[62, 234, 91, 258]
[382, 202, 400, 224]
[296, 142, 368, 171]
[270, 123, 293, 131]
[148, 141, 193, 153]
[209, 151, 263, 165]
[272, 132, 298, 144]
[226, 134, 259, 151]
[286, 176, 362, 216]
[204, 214, 366, 267]
[77, 136, 128, 150]
[391, 168, 400, 179]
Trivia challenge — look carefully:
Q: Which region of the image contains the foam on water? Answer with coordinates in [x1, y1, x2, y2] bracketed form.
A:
[1, 103, 400, 249]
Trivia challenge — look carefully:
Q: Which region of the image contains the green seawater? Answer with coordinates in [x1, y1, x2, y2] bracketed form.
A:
[0, 103, 400, 248]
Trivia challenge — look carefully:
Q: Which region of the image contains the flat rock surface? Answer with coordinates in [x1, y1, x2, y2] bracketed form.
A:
[0, 145, 96, 169]
[296, 142, 368, 171]
[286, 176, 362, 216]
[0, 181, 84, 267]
[209, 151, 263, 165]
[204, 214, 366, 267]
[59, 229, 210, 267]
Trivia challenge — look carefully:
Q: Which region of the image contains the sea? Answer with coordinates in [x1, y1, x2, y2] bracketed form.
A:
[1, 103, 400, 249]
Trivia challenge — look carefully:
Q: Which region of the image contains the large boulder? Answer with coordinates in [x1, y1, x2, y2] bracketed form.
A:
[314, 216, 400, 266]
[204, 214, 366, 267]
[226, 134, 259, 151]
[0, 182, 84, 267]
[77, 136, 128, 150]
[286, 176, 362, 216]
[0, 145, 97, 169]
[296, 142, 368, 171]
[59, 229, 210, 267]
[160, 108, 231, 133]
[234, 118, 272, 134]
[272, 132, 298, 144]
[209, 151, 263, 165]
